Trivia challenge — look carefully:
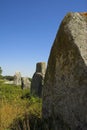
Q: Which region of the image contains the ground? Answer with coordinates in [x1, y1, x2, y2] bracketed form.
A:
[0, 79, 42, 130]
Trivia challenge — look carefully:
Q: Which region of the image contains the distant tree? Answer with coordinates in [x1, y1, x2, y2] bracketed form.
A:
[3, 75, 14, 81]
[0, 67, 2, 76]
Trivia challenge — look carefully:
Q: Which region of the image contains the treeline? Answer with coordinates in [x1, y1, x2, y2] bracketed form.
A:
[0, 66, 32, 81]
[3, 75, 14, 81]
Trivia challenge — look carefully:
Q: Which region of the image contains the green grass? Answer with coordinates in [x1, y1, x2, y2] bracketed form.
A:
[0, 84, 22, 101]
[0, 80, 42, 130]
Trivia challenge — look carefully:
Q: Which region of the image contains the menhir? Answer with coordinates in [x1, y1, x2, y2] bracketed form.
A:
[31, 62, 46, 97]
[42, 12, 87, 130]
[14, 72, 21, 86]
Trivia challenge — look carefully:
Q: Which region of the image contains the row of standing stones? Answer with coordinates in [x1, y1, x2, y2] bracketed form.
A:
[13, 62, 46, 97]
[13, 12, 87, 130]
[14, 72, 31, 89]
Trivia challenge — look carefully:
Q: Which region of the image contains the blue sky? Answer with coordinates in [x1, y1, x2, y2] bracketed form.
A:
[0, 0, 86, 77]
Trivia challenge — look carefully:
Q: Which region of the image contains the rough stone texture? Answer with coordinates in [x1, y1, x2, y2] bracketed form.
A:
[31, 72, 44, 97]
[21, 77, 31, 89]
[14, 72, 21, 86]
[42, 12, 87, 130]
[31, 62, 46, 97]
[36, 62, 46, 76]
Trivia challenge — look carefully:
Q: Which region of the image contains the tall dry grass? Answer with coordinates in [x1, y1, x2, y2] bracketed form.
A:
[0, 81, 42, 130]
[0, 99, 27, 130]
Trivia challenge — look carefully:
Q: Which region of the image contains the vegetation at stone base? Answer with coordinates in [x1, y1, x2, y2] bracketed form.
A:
[0, 79, 42, 130]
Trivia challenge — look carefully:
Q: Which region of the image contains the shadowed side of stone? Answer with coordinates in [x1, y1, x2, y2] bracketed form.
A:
[31, 72, 44, 97]
[31, 62, 46, 97]
[42, 12, 87, 130]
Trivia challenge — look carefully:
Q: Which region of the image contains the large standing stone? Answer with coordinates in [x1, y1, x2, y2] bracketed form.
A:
[14, 72, 21, 86]
[21, 77, 31, 89]
[42, 12, 87, 130]
[31, 62, 46, 97]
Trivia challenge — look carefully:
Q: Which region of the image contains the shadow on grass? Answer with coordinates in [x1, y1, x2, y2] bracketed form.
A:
[9, 113, 42, 130]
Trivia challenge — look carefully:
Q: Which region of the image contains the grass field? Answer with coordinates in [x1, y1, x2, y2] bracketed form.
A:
[0, 79, 42, 130]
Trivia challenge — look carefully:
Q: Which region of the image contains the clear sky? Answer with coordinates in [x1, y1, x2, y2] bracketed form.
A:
[0, 0, 86, 77]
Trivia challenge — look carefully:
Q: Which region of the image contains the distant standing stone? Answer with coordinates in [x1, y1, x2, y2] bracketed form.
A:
[31, 62, 46, 97]
[31, 72, 44, 97]
[14, 72, 21, 86]
[36, 62, 46, 76]
[21, 77, 31, 89]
